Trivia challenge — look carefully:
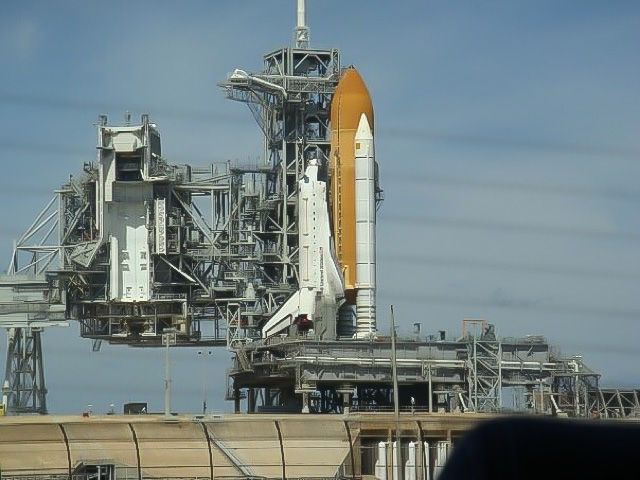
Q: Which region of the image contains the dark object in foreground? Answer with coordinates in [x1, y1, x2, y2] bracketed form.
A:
[440, 416, 640, 479]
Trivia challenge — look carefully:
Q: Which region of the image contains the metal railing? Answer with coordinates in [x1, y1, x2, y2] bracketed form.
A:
[1, 476, 350, 480]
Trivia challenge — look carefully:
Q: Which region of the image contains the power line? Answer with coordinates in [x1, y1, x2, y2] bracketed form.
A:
[380, 253, 640, 281]
[2, 140, 638, 204]
[0, 140, 237, 166]
[0, 165, 636, 243]
[559, 343, 640, 358]
[0, 93, 246, 124]
[380, 291, 640, 322]
[384, 172, 640, 202]
[381, 127, 640, 160]
[0, 140, 87, 156]
[384, 215, 640, 241]
[2, 93, 639, 160]
[0, 183, 54, 197]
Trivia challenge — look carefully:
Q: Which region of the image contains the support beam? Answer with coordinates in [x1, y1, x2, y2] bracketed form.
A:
[4, 327, 47, 414]
[248, 388, 256, 413]
[234, 387, 241, 413]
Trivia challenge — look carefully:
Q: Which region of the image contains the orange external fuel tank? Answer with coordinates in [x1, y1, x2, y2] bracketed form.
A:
[329, 67, 374, 297]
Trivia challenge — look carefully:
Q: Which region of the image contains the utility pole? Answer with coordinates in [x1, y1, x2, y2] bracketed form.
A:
[198, 350, 212, 415]
[162, 328, 177, 418]
[390, 305, 401, 479]
[428, 364, 433, 413]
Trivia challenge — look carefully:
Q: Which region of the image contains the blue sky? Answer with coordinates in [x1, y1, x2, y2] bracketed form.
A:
[1, 1, 639, 414]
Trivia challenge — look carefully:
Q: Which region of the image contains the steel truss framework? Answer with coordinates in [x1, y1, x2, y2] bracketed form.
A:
[1, 38, 343, 410]
[226, 323, 639, 419]
[2, 247, 66, 414]
[1, 39, 343, 409]
[218, 45, 341, 346]
[4, 327, 47, 414]
[7, 117, 230, 348]
[589, 388, 640, 418]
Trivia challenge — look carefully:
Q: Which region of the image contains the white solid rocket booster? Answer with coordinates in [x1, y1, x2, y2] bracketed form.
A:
[354, 113, 376, 338]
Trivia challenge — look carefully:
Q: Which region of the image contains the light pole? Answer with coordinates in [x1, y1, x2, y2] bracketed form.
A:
[197, 350, 212, 414]
[162, 328, 177, 418]
[390, 305, 401, 480]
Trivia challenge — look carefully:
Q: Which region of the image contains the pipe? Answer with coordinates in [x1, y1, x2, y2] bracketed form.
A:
[228, 69, 288, 99]
[297, 0, 306, 29]
[295, 0, 310, 48]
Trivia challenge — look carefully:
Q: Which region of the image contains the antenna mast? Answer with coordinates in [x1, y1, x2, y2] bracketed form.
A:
[295, 0, 310, 48]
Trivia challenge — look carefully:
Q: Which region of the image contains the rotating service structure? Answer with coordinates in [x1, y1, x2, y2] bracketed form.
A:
[7, 115, 233, 347]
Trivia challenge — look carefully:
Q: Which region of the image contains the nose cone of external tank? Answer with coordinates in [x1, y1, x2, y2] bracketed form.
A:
[330, 67, 374, 132]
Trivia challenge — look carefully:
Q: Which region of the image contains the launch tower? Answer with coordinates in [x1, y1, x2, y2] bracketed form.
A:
[218, 7, 343, 345]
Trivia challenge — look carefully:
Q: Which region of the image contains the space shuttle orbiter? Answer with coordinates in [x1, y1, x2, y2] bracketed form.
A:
[261, 159, 345, 338]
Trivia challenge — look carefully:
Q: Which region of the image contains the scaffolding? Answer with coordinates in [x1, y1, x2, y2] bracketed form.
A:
[3, 327, 47, 414]
[223, 322, 638, 418]
[218, 43, 340, 346]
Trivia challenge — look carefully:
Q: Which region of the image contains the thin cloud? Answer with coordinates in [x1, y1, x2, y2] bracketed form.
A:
[1, 18, 40, 60]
